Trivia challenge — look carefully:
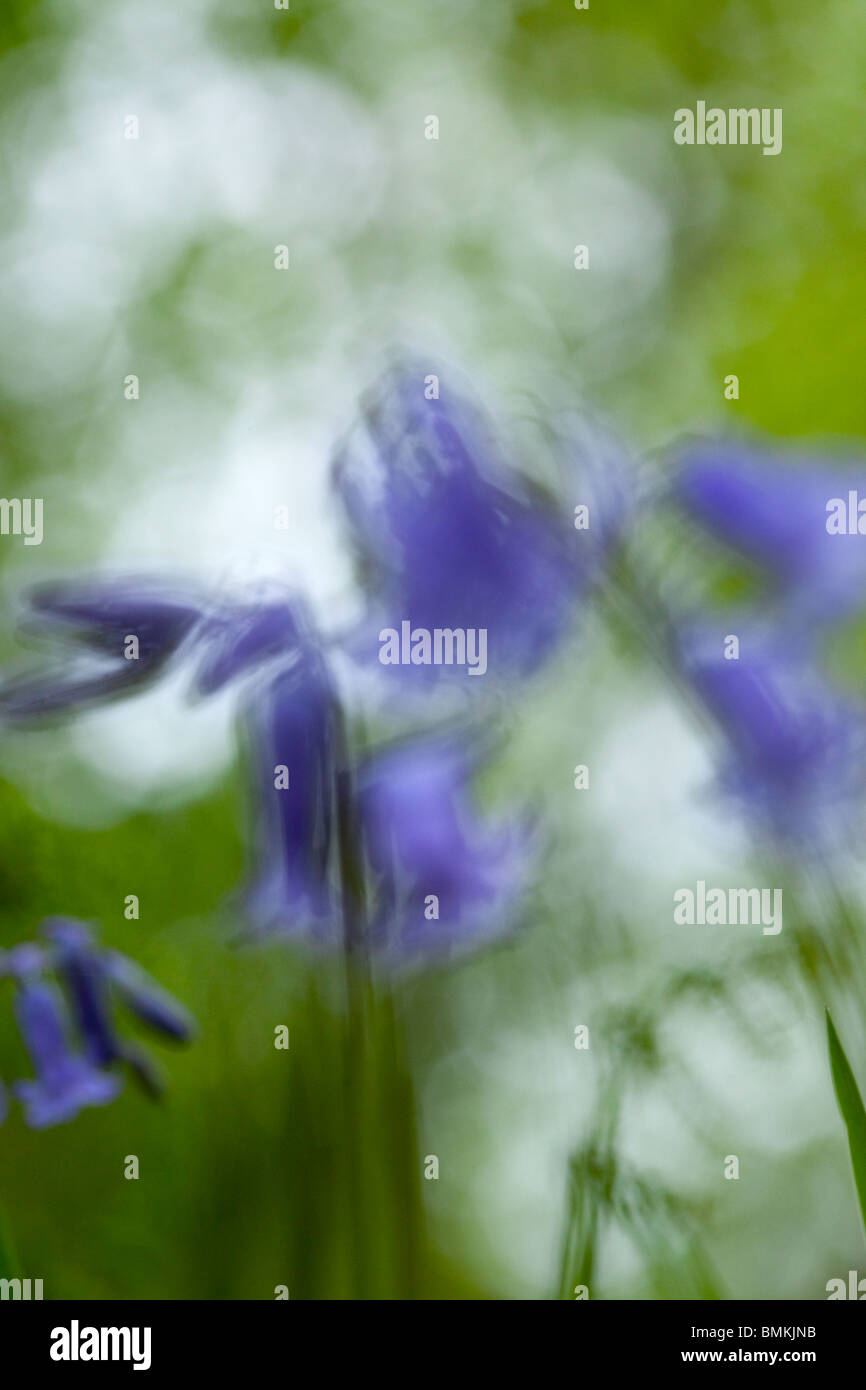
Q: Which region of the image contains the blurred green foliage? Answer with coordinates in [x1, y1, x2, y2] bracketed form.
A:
[1, 0, 865, 1300]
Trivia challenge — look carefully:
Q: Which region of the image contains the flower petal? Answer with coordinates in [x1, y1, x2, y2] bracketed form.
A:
[239, 656, 343, 944]
[194, 599, 305, 695]
[358, 735, 534, 963]
[26, 577, 203, 662]
[42, 918, 120, 1066]
[101, 952, 196, 1043]
[334, 365, 584, 682]
[675, 442, 866, 624]
[678, 623, 866, 847]
[12, 978, 121, 1129]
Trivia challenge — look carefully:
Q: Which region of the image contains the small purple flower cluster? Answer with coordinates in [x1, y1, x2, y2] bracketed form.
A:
[6, 365, 859, 979]
[0, 919, 193, 1128]
[674, 443, 866, 847]
[0, 364, 627, 968]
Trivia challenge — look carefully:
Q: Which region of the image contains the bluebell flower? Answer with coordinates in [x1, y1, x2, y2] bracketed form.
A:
[357, 735, 534, 963]
[3, 945, 121, 1129]
[25, 577, 203, 658]
[0, 576, 205, 722]
[42, 918, 195, 1054]
[0, 923, 195, 1127]
[235, 644, 533, 962]
[239, 654, 343, 944]
[333, 365, 593, 684]
[0, 367, 575, 975]
[675, 442, 866, 626]
[100, 950, 196, 1042]
[43, 919, 119, 1066]
[676, 624, 866, 848]
[194, 599, 305, 695]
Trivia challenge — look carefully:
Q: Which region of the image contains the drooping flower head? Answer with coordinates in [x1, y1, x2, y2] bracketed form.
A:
[0, 576, 205, 722]
[193, 598, 306, 696]
[675, 623, 866, 849]
[0, 363, 586, 976]
[333, 364, 597, 684]
[214, 598, 537, 963]
[357, 734, 535, 964]
[671, 437, 866, 849]
[238, 651, 343, 945]
[3, 942, 120, 1130]
[0, 921, 195, 1128]
[674, 441, 866, 629]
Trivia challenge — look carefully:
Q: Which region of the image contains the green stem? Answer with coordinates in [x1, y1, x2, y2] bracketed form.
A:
[379, 988, 426, 1299]
[336, 749, 374, 1298]
[0, 1201, 19, 1280]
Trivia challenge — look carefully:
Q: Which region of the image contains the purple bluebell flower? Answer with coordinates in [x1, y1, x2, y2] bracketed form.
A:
[229, 619, 536, 961]
[42, 918, 195, 1047]
[100, 951, 195, 1043]
[42, 918, 119, 1066]
[233, 639, 534, 961]
[674, 442, 866, 626]
[0, 923, 194, 1127]
[357, 735, 534, 963]
[676, 624, 866, 847]
[4, 945, 121, 1129]
[0, 576, 205, 722]
[333, 365, 590, 683]
[25, 577, 203, 659]
[240, 654, 343, 943]
[193, 597, 307, 696]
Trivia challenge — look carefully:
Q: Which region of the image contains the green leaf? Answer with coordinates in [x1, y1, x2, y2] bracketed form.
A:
[826, 1009, 866, 1237]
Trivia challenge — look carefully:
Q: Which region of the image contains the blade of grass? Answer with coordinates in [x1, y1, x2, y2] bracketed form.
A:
[826, 1009, 866, 1236]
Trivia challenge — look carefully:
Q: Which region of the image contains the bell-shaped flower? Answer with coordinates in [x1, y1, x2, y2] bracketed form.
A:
[674, 442, 866, 628]
[239, 653, 343, 944]
[357, 734, 535, 963]
[194, 600, 304, 696]
[0, 576, 205, 723]
[42, 917, 195, 1058]
[42, 918, 120, 1066]
[676, 623, 866, 848]
[5, 945, 121, 1129]
[333, 365, 590, 684]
